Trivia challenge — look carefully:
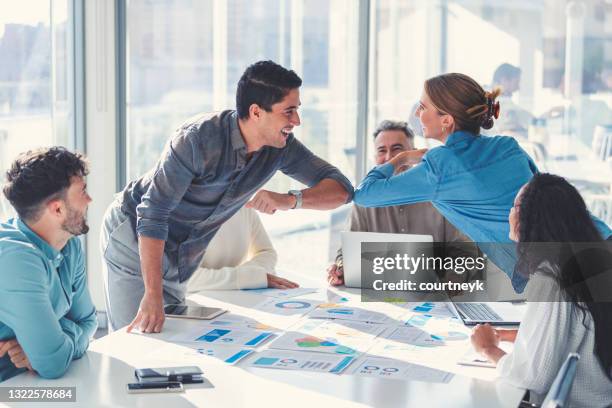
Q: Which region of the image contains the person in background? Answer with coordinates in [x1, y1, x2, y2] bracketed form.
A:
[354, 73, 611, 293]
[471, 173, 612, 407]
[0, 147, 97, 381]
[328, 120, 474, 286]
[490, 63, 533, 137]
[187, 207, 297, 291]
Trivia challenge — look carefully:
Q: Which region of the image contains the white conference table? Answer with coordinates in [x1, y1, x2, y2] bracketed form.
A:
[1, 273, 526, 408]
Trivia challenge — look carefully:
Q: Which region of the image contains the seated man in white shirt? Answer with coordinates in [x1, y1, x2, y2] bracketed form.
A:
[187, 207, 298, 292]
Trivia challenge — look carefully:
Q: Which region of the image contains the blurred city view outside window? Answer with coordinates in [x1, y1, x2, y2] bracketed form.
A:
[0, 0, 74, 220]
[126, 0, 612, 278]
[125, 0, 359, 277]
[370, 0, 612, 226]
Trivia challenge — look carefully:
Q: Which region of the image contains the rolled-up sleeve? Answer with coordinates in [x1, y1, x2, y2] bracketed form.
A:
[136, 128, 201, 240]
[280, 136, 354, 202]
[354, 160, 439, 207]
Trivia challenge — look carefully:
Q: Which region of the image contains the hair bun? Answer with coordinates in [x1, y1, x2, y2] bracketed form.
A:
[480, 91, 501, 129]
[481, 116, 495, 129]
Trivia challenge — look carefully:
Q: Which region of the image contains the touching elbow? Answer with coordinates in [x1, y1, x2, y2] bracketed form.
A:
[336, 188, 350, 205]
[353, 188, 372, 207]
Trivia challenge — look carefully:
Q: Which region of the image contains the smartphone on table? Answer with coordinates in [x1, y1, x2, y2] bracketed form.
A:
[126, 381, 184, 394]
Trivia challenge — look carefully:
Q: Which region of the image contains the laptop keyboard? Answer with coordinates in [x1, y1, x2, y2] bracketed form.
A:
[457, 303, 502, 321]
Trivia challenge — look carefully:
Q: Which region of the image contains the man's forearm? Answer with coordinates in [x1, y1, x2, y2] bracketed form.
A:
[302, 179, 350, 210]
[138, 236, 165, 295]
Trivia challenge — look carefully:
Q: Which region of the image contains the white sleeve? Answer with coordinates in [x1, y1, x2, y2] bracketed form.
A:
[496, 274, 569, 394]
[187, 210, 277, 292]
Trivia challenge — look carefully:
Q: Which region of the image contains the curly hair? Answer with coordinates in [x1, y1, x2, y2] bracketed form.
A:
[514, 173, 612, 380]
[3, 147, 89, 222]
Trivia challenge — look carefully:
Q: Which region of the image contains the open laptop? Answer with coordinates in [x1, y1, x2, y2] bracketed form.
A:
[447, 300, 526, 326]
[341, 231, 434, 288]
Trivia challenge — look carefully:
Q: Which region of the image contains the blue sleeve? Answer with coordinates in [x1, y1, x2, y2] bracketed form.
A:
[280, 135, 354, 202]
[354, 160, 438, 207]
[136, 129, 199, 240]
[591, 216, 612, 239]
[0, 249, 76, 379]
[64, 239, 97, 359]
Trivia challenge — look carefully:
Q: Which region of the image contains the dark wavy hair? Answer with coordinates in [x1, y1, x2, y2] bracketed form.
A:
[515, 173, 612, 380]
[236, 60, 302, 119]
[3, 147, 89, 222]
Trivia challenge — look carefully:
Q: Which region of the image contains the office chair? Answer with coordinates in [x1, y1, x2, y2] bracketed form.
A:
[519, 353, 580, 408]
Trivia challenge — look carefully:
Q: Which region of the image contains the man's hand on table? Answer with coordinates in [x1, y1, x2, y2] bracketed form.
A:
[0, 339, 33, 371]
[267, 274, 299, 289]
[127, 291, 165, 333]
[327, 263, 344, 286]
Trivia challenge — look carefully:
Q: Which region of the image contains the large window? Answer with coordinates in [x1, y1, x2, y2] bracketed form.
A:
[0, 0, 78, 219]
[125, 0, 360, 277]
[370, 0, 612, 224]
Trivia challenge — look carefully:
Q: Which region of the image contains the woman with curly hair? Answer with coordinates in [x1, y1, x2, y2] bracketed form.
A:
[471, 173, 612, 407]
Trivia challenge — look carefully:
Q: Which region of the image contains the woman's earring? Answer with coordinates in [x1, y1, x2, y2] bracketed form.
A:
[442, 126, 446, 134]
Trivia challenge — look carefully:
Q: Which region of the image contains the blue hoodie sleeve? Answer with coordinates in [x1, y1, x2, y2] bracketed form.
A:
[354, 161, 438, 208]
[0, 248, 77, 379]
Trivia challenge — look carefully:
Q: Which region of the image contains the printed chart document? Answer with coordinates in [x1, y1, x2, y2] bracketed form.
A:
[243, 287, 318, 299]
[382, 325, 447, 347]
[149, 343, 254, 366]
[255, 298, 321, 316]
[170, 326, 275, 347]
[269, 319, 386, 356]
[308, 303, 392, 324]
[248, 349, 356, 374]
[207, 313, 281, 332]
[400, 302, 456, 318]
[349, 357, 454, 383]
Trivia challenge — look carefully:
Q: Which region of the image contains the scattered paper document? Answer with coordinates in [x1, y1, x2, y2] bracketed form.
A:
[269, 319, 386, 356]
[308, 303, 392, 324]
[404, 302, 456, 318]
[383, 326, 446, 347]
[149, 343, 254, 366]
[255, 298, 320, 317]
[170, 326, 275, 347]
[207, 313, 281, 332]
[248, 349, 356, 374]
[243, 287, 318, 299]
[349, 357, 454, 383]
[269, 331, 359, 355]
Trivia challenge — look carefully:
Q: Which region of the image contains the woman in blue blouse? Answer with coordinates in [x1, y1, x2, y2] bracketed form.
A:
[354, 73, 611, 292]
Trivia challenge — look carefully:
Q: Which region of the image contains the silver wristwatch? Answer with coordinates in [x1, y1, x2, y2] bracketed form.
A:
[288, 189, 303, 209]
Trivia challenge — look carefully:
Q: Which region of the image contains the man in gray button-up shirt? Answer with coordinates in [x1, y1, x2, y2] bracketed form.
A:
[101, 61, 353, 333]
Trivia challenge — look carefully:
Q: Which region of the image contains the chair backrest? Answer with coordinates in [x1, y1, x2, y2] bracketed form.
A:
[541, 353, 580, 408]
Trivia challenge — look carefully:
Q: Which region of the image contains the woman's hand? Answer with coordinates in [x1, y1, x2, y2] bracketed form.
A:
[470, 323, 500, 353]
[470, 324, 507, 364]
[388, 149, 428, 173]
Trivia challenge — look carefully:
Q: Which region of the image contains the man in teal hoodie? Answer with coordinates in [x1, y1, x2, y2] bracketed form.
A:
[0, 147, 97, 381]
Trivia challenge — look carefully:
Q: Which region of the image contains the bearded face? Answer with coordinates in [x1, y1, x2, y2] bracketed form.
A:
[61, 201, 89, 236]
